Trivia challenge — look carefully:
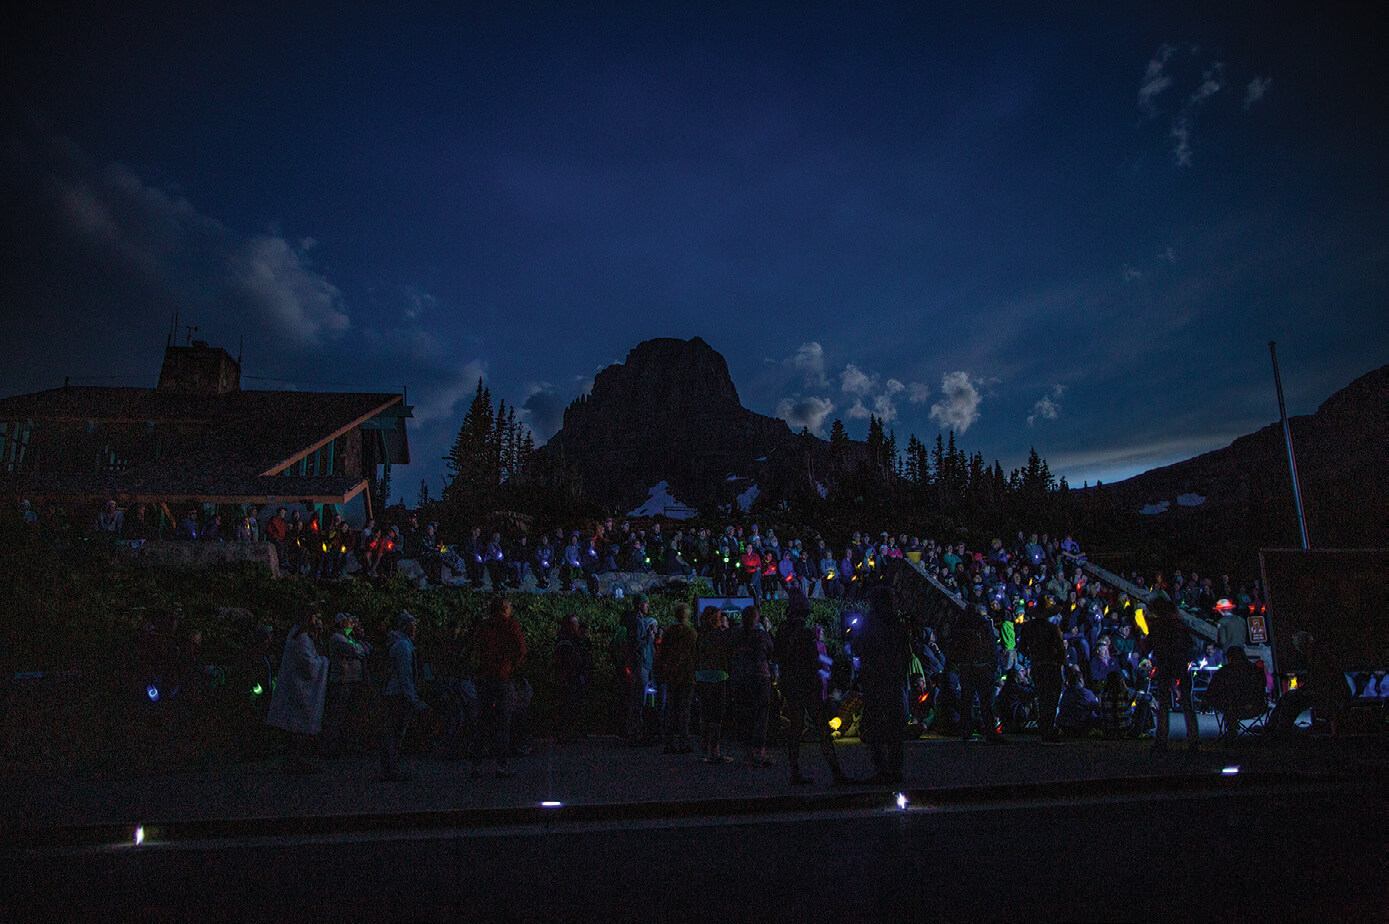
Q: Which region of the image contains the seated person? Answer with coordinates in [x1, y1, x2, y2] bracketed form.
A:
[1110, 622, 1137, 664]
[1203, 646, 1268, 740]
[1130, 664, 1157, 737]
[1089, 637, 1122, 686]
[996, 665, 1036, 733]
[1056, 666, 1101, 737]
[1100, 671, 1135, 738]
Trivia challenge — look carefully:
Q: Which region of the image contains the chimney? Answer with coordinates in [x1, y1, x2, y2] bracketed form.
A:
[157, 340, 242, 395]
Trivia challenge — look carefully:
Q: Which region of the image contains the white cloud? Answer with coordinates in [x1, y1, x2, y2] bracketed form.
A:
[839, 363, 878, 396]
[44, 147, 351, 347]
[410, 359, 488, 427]
[1171, 114, 1193, 167]
[226, 235, 350, 344]
[788, 341, 828, 387]
[1243, 76, 1271, 110]
[929, 371, 982, 433]
[872, 393, 898, 424]
[884, 378, 905, 396]
[845, 398, 871, 420]
[1188, 62, 1225, 106]
[1138, 43, 1175, 116]
[1123, 264, 1143, 283]
[907, 382, 931, 403]
[1140, 47, 1236, 167]
[775, 395, 836, 436]
[1027, 389, 1061, 427]
[402, 285, 437, 320]
[1170, 61, 1225, 167]
[521, 381, 568, 442]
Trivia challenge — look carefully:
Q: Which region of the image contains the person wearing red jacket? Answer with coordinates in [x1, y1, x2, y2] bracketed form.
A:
[473, 594, 528, 779]
[740, 546, 762, 602]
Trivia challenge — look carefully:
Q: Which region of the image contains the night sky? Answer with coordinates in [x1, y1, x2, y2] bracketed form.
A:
[2, 3, 1384, 502]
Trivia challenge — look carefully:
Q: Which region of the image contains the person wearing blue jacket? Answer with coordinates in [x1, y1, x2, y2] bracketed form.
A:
[380, 611, 428, 781]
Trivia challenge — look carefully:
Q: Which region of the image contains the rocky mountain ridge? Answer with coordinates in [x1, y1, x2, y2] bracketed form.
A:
[534, 337, 841, 513]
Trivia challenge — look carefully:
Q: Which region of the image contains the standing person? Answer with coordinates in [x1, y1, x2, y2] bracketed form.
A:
[1215, 600, 1248, 652]
[380, 612, 427, 781]
[553, 613, 593, 744]
[695, 606, 733, 763]
[473, 594, 527, 778]
[266, 603, 330, 773]
[774, 590, 850, 786]
[286, 510, 305, 575]
[858, 585, 912, 784]
[621, 594, 658, 744]
[953, 603, 1004, 743]
[739, 545, 763, 602]
[730, 605, 776, 766]
[1148, 595, 1200, 752]
[322, 613, 371, 757]
[265, 507, 289, 571]
[660, 603, 698, 754]
[1019, 612, 1066, 742]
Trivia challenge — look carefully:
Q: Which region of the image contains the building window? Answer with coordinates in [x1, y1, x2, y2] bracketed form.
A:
[0, 420, 31, 474]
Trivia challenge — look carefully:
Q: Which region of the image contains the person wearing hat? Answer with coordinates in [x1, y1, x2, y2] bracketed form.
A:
[380, 611, 427, 781]
[1215, 599, 1247, 653]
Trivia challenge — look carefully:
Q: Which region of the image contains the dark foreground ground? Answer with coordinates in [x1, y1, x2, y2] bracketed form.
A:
[3, 725, 1384, 921]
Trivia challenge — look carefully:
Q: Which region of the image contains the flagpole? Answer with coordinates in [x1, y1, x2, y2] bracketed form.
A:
[1268, 341, 1310, 549]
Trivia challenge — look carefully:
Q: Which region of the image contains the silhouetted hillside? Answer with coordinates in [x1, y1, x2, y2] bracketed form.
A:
[1092, 364, 1387, 552]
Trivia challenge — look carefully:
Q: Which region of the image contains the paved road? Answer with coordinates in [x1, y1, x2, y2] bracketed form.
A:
[3, 722, 1384, 921]
[6, 775, 1381, 921]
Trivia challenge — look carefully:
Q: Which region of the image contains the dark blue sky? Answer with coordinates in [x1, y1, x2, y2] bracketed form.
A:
[3, 3, 1384, 502]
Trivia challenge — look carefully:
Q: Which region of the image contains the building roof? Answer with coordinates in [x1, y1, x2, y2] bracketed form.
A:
[0, 471, 370, 505]
[0, 385, 408, 504]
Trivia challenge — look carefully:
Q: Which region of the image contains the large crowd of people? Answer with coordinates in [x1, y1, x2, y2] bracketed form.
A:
[22, 497, 1299, 783]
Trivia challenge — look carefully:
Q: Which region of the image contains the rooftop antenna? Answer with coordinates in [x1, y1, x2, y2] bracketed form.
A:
[184, 324, 198, 345]
[237, 335, 243, 365]
[171, 310, 179, 348]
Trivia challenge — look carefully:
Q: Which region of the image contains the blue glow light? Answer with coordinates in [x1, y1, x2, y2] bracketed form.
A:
[895, 793, 909, 810]
[1221, 766, 1240, 775]
[146, 685, 159, 702]
[540, 801, 563, 808]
